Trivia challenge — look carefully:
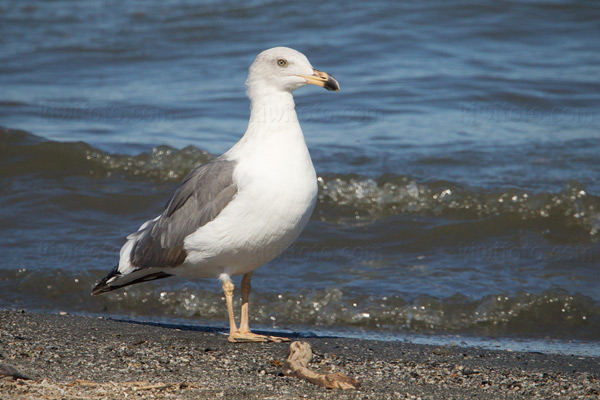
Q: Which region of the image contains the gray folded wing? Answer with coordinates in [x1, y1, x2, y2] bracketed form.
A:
[130, 158, 237, 269]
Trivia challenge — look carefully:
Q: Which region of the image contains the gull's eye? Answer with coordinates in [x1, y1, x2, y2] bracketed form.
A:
[277, 59, 288, 67]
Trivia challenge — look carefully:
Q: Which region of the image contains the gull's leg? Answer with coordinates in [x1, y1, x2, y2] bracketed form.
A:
[228, 272, 289, 343]
[239, 271, 253, 333]
[221, 277, 238, 338]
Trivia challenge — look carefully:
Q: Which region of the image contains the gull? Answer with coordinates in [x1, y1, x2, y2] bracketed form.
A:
[92, 47, 339, 343]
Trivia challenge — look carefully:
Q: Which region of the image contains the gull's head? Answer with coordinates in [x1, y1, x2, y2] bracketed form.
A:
[246, 47, 340, 98]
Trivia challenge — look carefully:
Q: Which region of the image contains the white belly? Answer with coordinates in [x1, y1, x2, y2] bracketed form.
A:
[178, 139, 318, 279]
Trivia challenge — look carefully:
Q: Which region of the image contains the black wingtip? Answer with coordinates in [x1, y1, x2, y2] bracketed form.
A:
[91, 265, 173, 295]
[91, 265, 120, 296]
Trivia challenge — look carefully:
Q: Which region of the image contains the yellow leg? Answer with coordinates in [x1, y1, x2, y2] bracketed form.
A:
[239, 272, 252, 333]
[221, 278, 238, 336]
[225, 272, 289, 343]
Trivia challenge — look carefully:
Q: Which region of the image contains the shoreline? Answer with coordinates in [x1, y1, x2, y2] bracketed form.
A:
[1, 310, 598, 399]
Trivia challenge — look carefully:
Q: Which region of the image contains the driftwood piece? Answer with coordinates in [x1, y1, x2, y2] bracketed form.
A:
[282, 341, 360, 390]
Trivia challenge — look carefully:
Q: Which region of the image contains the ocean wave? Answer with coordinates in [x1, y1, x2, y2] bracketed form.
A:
[317, 176, 600, 236]
[0, 127, 213, 181]
[2, 268, 598, 340]
[129, 286, 600, 340]
[3, 127, 599, 236]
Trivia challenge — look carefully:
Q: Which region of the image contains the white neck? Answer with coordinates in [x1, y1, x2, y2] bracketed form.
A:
[248, 90, 297, 127]
[225, 85, 316, 194]
[227, 90, 299, 151]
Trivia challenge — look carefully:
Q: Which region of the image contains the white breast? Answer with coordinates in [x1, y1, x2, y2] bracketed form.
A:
[179, 122, 318, 279]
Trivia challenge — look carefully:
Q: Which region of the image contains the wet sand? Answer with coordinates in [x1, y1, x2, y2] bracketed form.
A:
[1, 310, 598, 399]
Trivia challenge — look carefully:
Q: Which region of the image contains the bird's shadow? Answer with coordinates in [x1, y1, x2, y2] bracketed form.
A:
[110, 317, 339, 340]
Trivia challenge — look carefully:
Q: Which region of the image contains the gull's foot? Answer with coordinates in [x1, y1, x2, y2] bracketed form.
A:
[228, 331, 290, 343]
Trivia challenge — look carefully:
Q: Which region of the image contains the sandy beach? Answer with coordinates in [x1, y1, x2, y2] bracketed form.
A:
[1, 310, 598, 399]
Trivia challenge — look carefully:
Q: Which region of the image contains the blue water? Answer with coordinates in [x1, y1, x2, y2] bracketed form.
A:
[1, 0, 600, 353]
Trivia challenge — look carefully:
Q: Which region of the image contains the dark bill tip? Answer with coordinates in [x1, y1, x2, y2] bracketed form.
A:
[324, 74, 340, 91]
